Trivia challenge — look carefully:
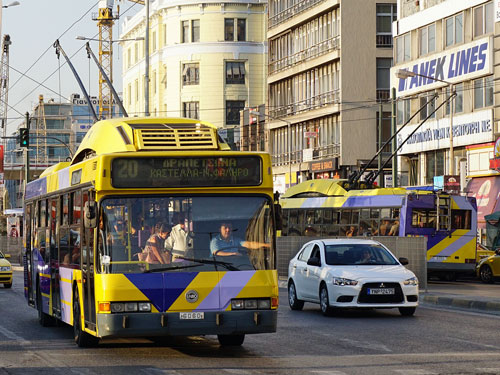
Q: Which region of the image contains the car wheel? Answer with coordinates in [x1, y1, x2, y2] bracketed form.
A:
[399, 307, 416, 316]
[319, 284, 334, 316]
[73, 289, 99, 347]
[37, 281, 53, 327]
[288, 281, 304, 311]
[480, 265, 494, 284]
[4, 282, 12, 289]
[217, 334, 245, 346]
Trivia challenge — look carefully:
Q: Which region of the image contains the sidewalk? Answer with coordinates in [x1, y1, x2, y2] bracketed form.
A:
[278, 278, 500, 316]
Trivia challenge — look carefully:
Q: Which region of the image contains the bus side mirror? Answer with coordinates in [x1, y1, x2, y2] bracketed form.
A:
[84, 201, 97, 229]
[274, 203, 283, 231]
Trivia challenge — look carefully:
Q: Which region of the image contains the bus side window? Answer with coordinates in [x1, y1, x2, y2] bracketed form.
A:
[451, 210, 471, 230]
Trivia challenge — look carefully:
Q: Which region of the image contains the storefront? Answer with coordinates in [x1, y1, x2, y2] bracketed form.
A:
[310, 158, 339, 179]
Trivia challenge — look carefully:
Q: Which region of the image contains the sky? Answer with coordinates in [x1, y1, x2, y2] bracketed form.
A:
[1, 0, 141, 136]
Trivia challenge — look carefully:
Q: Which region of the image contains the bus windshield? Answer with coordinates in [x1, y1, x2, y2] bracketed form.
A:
[98, 195, 275, 273]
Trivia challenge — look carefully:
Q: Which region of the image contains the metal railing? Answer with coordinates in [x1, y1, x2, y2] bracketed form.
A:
[269, 36, 340, 74]
[376, 34, 393, 48]
[271, 143, 340, 166]
[269, 0, 329, 29]
[269, 90, 340, 119]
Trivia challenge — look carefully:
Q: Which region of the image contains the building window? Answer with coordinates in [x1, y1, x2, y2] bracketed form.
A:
[237, 19, 246, 41]
[445, 13, 463, 47]
[395, 33, 410, 63]
[183, 101, 199, 119]
[396, 98, 411, 125]
[226, 100, 245, 125]
[225, 19, 234, 41]
[376, 4, 397, 47]
[445, 83, 464, 115]
[419, 92, 436, 121]
[376, 58, 392, 101]
[182, 20, 189, 43]
[419, 23, 435, 56]
[182, 63, 199, 86]
[152, 31, 157, 51]
[226, 61, 245, 84]
[474, 2, 493, 38]
[474, 75, 494, 109]
[192, 20, 200, 42]
[425, 150, 445, 184]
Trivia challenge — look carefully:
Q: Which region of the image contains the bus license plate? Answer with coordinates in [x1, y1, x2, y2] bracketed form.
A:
[368, 288, 395, 295]
[179, 312, 204, 320]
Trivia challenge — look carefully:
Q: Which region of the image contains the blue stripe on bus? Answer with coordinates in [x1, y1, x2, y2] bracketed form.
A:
[25, 177, 47, 200]
[343, 196, 405, 208]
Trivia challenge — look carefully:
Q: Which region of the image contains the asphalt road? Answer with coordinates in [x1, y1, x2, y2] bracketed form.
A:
[2, 270, 500, 375]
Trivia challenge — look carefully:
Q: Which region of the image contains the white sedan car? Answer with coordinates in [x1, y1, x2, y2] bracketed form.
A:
[288, 239, 419, 316]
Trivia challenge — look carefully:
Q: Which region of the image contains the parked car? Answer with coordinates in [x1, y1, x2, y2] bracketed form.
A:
[0, 251, 12, 288]
[287, 239, 419, 316]
[476, 249, 500, 283]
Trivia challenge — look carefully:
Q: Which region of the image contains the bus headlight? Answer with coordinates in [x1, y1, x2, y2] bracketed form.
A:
[138, 302, 151, 312]
[111, 303, 125, 313]
[403, 277, 418, 286]
[110, 302, 151, 313]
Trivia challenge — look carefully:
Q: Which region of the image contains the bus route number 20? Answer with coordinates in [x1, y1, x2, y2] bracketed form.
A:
[115, 159, 139, 179]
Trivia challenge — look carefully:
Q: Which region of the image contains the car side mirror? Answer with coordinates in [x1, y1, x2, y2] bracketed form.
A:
[84, 201, 97, 229]
[307, 257, 321, 267]
[399, 257, 409, 265]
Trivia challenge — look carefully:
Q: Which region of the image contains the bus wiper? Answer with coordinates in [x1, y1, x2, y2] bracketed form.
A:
[175, 256, 239, 271]
[144, 264, 204, 273]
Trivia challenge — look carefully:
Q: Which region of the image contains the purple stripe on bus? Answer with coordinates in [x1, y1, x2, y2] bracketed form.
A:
[342, 196, 404, 208]
[196, 271, 255, 311]
[432, 229, 476, 258]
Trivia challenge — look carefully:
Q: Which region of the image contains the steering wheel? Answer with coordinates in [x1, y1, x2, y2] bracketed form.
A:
[214, 246, 248, 257]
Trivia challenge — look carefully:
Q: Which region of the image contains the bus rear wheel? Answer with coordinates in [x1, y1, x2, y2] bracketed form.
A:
[73, 290, 98, 347]
[217, 334, 245, 346]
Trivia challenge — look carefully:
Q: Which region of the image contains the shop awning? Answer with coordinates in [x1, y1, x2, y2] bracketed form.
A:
[465, 176, 500, 229]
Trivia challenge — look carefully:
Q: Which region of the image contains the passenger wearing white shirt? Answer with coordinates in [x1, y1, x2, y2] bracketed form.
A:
[165, 214, 193, 261]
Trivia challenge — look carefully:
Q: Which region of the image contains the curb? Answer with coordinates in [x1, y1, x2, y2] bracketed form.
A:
[420, 294, 500, 315]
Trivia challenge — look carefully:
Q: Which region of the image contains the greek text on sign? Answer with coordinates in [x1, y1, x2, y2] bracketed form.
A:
[391, 37, 492, 97]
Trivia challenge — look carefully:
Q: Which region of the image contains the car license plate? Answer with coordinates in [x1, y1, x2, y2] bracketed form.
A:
[179, 312, 204, 320]
[368, 288, 395, 295]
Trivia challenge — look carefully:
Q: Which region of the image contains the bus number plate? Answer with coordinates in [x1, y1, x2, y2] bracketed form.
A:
[180, 312, 204, 320]
[368, 288, 395, 295]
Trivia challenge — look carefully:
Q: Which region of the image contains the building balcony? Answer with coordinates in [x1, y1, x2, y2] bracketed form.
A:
[376, 34, 393, 48]
[269, 36, 340, 75]
[269, 0, 328, 29]
[376, 89, 390, 102]
[269, 90, 339, 119]
[271, 143, 340, 167]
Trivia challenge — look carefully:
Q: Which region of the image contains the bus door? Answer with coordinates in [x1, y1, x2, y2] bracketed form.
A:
[82, 191, 96, 330]
[25, 203, 35, 306]
[49, 198, 61, 317]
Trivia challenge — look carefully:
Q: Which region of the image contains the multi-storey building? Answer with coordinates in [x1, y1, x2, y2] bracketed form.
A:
[267, 0, 396, 192]
[120, 0, 267, 133]
[390, 0, 498, 240]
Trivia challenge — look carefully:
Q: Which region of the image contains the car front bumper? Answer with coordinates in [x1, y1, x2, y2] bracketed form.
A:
[0, 271, 12, 285]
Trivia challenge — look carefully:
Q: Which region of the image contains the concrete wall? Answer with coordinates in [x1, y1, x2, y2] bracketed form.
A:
[277, 236, 428, 289]
[0, 236, 22, 265]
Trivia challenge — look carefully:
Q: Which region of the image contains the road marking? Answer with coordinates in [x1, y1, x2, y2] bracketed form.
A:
[310, 371, 349, 375]
[0, 324, 30, 345]
[139, 369, 180, 375]
[393, 370, 437, 375]
[223, 370, 257, 374]
[448, 337, 500, 350]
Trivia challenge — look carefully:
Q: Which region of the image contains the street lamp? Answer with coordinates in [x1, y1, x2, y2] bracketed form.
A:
[250, 109, 293, 188]
[395, 69, 455, 175]
[2, 1, 20, 8]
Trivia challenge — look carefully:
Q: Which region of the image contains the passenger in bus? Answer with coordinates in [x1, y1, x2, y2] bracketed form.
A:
[165, 213, 193, 261]
[143, 223, 171, 264]
[388, 220, 399, 236]
[345, 226, 356, 237]
[378, 219, 391, 236]
[210, 222, 270, 256]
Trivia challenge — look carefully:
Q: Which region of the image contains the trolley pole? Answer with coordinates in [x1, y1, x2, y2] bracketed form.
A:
[24, 111, 30, 184]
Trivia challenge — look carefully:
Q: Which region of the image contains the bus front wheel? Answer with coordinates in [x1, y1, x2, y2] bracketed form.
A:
[217, 334, 245, 346]
[73, 290, 98, 347]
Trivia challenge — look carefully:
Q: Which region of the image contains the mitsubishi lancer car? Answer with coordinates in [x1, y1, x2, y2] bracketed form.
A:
[0, 251, 12, 288]
[288, 239, 418, 316]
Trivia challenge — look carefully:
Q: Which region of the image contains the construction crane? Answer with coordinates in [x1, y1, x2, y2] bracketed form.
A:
[0, 34, 12, 147]
[92, 0, 119, 119]
[36, 95, 47, 166]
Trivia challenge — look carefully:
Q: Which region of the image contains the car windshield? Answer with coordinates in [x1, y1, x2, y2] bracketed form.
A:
[324, 244, 399, 266]
[97, 195, 275, 274]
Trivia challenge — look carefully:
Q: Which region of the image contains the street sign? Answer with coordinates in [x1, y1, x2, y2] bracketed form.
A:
[304, 131, 318, 138]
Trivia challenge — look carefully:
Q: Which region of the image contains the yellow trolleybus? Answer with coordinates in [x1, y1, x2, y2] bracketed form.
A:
[23, 117, 279, 347]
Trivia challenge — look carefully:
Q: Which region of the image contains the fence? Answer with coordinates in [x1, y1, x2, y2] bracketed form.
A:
[276, 236, 428, 289]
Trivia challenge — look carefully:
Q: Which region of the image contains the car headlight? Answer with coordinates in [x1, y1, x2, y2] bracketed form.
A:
[0, 266, 11, 272]
[332, 277, 358, 286]
[403, 277, 418, 286]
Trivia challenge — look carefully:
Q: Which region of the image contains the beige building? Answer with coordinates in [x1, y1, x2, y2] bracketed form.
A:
[267, 0, 396, 192]
[120, 0, 267, 138]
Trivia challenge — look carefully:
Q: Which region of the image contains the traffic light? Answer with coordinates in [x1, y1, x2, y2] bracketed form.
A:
[19, 127, 29, 147]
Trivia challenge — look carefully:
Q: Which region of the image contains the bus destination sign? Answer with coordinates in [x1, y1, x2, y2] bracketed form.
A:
[111, 156, 262, 188]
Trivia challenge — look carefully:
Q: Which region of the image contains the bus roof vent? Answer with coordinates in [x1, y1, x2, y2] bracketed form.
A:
[130, 123, 218, 150]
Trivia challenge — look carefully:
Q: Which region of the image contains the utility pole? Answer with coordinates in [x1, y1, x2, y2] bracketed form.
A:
[378, 102, 384, 187]
[24, 111, 29, 184]
[144, 0, 150, 116]
[391, 87, 397, 187]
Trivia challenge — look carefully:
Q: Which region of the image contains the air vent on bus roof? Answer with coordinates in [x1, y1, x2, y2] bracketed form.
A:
[129, 123, 218, 150]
